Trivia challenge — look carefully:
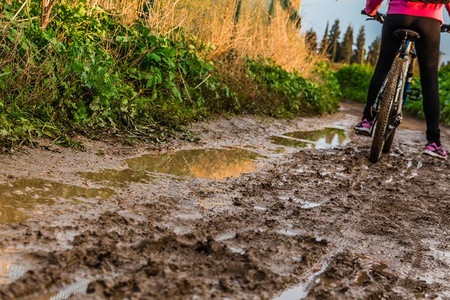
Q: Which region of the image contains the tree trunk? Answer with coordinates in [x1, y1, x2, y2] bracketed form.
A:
[234, 0, 242, 25]
[41, 0, 57, 29]
[279, 0, 301, 28]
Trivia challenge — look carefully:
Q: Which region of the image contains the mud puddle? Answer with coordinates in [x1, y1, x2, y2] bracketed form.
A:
[275, 263, 328, 300]
[0, 178, 114, 224]
[0, 249, 28, 285]
[78, 168, 153, 187]
[269, 127, 349, 149]
[125, 148, 263, 180]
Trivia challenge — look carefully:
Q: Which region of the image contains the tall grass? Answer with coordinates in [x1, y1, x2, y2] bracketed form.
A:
[88, 0, 318, 75]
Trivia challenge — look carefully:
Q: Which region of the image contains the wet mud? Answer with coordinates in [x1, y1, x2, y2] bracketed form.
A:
[0, 100, 449, 299]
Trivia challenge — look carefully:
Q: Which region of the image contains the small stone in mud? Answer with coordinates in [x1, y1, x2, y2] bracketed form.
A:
[232, 197, 243, 206]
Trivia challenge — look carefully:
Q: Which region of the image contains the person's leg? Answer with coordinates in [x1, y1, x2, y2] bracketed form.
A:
[362, 15, 411, 120]
[412, 17, 441, 144]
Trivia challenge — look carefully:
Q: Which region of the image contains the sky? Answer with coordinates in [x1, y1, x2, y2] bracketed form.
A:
[300, 0, 450, 64]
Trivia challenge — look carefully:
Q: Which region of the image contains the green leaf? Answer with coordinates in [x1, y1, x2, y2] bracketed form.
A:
[146, 53, 161, 62]
[0, 72, 11, 78]
[71, 62, 84, 73]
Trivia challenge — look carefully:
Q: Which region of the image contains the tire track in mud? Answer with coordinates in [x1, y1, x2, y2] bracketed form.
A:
[274, 150, 375, 298]
[274, 148, 396, 299]
[268, 146, 450, 299]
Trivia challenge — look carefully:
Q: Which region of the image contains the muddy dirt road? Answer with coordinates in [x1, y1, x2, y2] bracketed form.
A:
[0, 100, 449, 299]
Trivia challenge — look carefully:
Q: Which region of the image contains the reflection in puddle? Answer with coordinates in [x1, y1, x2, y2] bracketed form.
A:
[276, 229, 306, 237]
[55, 230, 80, 249]
[78, 168, 153, 187]
[228, 246, 245, 255]
[0, 262, 27, 285]
[271, 147, 290, 154]
[28, 278, 90, 300]
[289, 197, 326, 209]
[0, 260, 27, 285]
[270, 128, 349, 149]
[275, 263, 328, 300]
[126, 148, 262, 180]
[215, 232, 237, 242]
[294, 199, 324, 209]
[0, 178, 115, 224]
[253, 206, 268, 212]
[269, 136, 310, 149]
[0, 247, 29, 285]
[299, 202, 322, 209]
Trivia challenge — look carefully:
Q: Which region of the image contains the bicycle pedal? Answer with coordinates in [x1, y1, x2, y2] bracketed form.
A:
[407, 88, 422, 102]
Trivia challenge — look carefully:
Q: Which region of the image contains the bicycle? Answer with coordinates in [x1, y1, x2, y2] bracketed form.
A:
[360, 10, 450, 163]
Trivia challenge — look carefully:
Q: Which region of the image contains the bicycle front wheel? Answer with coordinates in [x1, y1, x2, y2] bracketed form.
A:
[369, 58, 404, 163]
[382, 128, 396, 153]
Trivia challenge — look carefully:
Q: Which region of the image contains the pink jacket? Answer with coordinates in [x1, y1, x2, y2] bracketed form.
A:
[366, 0, 450, 23]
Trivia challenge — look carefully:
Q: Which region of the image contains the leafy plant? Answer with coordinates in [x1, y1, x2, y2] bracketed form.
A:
[0, 0, 342, 150]
[335, 64, 374, 103]
[405, 65, 450, 125]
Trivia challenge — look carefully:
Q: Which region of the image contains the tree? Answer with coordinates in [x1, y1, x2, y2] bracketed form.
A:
[319, 22, 329, 54]
[366, 36, 381, 66]
[268, 0, 275, 22]
[280, 0, 301, 29]
[353, 26, 366, 64]
[269, 0, 301, 28]
[304, 28, 317, 52]
[234, 0, 243, 25]
[327, 19, 340, 62]
[142, 0, 155, 14]
[339, 25, 354, 64]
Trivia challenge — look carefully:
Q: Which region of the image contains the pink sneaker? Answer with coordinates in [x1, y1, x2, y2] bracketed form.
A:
[354, 118, 372, 135]
[423, 142, 447, 160]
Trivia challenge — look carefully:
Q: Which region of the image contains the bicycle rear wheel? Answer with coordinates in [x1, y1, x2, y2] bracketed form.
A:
[369, 58, 404, 163]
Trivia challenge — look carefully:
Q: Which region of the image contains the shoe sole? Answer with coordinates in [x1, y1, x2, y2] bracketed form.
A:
[422, 150, 448, 160]
[354, 127, 371, 136]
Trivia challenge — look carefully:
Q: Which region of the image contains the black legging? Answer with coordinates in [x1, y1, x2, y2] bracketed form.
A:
[363, 14, 442, 143]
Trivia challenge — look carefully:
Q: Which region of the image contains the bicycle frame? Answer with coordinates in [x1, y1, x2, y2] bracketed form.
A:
[361, 9, 450, 162]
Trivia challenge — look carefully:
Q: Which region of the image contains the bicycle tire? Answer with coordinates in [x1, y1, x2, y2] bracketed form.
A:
[369, 58, 403, 163]
[382, 129, 396, 153]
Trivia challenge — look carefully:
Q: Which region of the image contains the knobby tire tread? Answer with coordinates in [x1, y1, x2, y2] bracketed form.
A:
[383, 128, 396, 153]
[369, 58, 403, 163]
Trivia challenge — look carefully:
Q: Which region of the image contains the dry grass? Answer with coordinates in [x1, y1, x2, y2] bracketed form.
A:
[87, 0, 321, 76]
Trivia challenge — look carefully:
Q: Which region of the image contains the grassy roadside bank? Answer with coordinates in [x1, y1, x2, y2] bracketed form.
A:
[0, 0, 341, 151]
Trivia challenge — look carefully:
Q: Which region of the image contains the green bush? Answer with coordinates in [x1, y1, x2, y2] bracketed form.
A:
[404, 66, 450, 125]
[335, 64, 374, 103]
[0, 0, 342, 149]
[439, 66, 450, 124]
[243, 58, 340, 117]
[0, 0, 233, 148]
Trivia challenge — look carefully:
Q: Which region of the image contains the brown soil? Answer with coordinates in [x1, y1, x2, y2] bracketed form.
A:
[0, 100, 449, 299]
